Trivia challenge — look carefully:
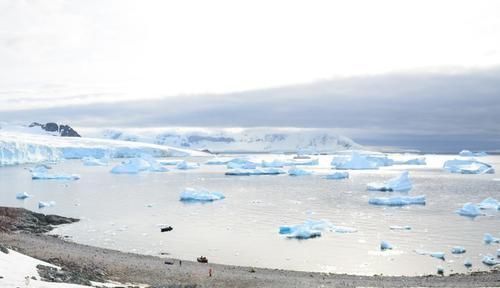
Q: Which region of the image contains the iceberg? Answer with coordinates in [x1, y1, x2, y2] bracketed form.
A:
[226, 158, 257, 169]
[15, 192, 31, 200]
[380, 240, 393, 250]
[482, 255, 500, 266]
[478, 197, 499, 210]
[332, 226, 357, 233]
[159, 159, 183, 166]
[31, 165, 80, 180]
[140, 154, 169, 172]
[331, 152, 379, 170]
[367, 171, 412, 192]
[285, 158, 319, 166]
[225, 168, 285, 176]
[366, 155, 394, 167]
[288, 167, 313, 176]
[38, 201, 55, 209]
[451, 246, 466, 254]
[456, 203, 483, 217]
[110, 158, 151, 174]
[205, 157, 233, 165]
[324, 171, 349, 180]
[415, 250, 445, 260]
[443, 159, 494, 174]
[261, 160, 285, 168]
[179, 188, 225, 202]
[369, 195, 426, 206]
[484, 233, 500, 244]
[81, 156, 107, 166]
[279, 219, 333, 240]
[176, 160, 200, 170]
[394, 157, 426, 165]
[459, 150, 488, 157]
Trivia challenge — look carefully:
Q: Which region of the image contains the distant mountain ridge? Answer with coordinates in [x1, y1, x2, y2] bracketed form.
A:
[97, 127, 362, 153]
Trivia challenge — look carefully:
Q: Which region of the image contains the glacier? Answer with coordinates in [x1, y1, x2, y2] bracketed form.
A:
[369, 195, 426, 206]
[367, 171, 412, 192]
[0, 129, 207, 167]
[179, 188, 225, 202]
[443, 159, 494, 174]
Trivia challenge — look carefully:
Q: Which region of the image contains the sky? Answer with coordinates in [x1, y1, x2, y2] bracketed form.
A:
[1, 0, 500, 151]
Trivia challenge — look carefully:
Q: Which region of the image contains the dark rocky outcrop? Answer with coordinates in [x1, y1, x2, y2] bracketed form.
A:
[29, 122, 81, 137]
[0, 207, 79, 234]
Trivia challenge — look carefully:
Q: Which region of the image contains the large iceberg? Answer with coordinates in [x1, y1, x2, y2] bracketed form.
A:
[31, 165, 80, 180]
[331, 152, 379, 170]
[459, 150, 488, 157]
[369, 195, 426, 206]
[456, 203, 483, 217]
[443, 159, 494, 174]
[225, 168, 285, 176]
[324, 171, 349, 180]
[179, 188, 225, 202]
[367, 171, 412, 192]
[288, 167, 313, 176]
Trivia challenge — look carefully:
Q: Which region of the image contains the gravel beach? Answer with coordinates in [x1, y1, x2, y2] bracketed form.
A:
[1, 207, 499, 287]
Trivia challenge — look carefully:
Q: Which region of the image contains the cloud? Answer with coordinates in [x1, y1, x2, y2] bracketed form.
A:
[2, 67, 500, 151]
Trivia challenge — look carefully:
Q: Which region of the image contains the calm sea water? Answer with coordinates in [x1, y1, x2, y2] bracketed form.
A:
[1, 154, 499, 276]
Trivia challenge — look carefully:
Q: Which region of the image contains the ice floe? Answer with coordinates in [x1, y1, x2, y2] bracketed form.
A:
[324, 171, 349, 180]
[159, 159, 183, 166]
[38, 201, 56, 209]
[367, 171, 412, 192]
[459, 150, 488, 157]
[15, 192, 31, 200]
[415, 249, 445, 260]
[261, 160, 285, 168]
[484, 233, 500, 244]
[369, 195, 426, 206]
[478, 197, 500, 210]
[482, 255, 499, 266]
[81, 156, 107, 166]
[279, 219, 356, 239]
[176, 160, 200, 170]
[179, 188, 225, 202]
[456, 203, 483, 217]
[389, 225, 411, 230]
[380, 240, 393, 250]
[451, 246, 466, 254]
[225, 168, 285, 176]
[31, 165, 80, 180]
[331, 152, 379, 170]
[394, 157, 426, 165]
[226, 158, 258, 169]
[288, 167, 313, 176]
[443, 159, 494, 174]
[205, 157, 233, 165]
[110, 158, 151, 174]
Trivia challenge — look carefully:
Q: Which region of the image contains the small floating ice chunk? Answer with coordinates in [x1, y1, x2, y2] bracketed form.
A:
[369, 195, 425, 206]
[82, 156, 107, 166]
[464, 259, 472, 268]
[367, 171, 412, 192]
[443, 159, 494, 174]
[484, 233, 500, 244]
[225, 168, 285, 176]
[15, 192, 31, 200]
[279, 219, 335, 239]
[176, 160, 199, 170]
[179, 188, 225, 202]
[456, 203, 483, 217]
[38, 201, 55, 209]
[324, 171, 349, 180]
[380, 240, 393, 250]
[451, 246, 466, 254]
[459, 150, 488, 157]
[333, 226, 357, 233]
[31, 165, 80, 180]
[478, 197, 499, 210]
[482, 255, 500, 266]
[437, 266, 444, 275]
[288, 167, 313, 176]
[429, 252, 445, 260]
[389, 225, 411, 230]
[140, 154, 169, 172]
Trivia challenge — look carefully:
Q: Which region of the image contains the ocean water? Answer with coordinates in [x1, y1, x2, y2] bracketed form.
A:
[0, 154, 499, 276]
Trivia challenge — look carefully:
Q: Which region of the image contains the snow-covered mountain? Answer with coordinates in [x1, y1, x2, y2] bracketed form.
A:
[89, 127, 362, 153]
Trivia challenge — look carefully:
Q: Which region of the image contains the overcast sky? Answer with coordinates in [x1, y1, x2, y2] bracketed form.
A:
[1, 0, 500, 151]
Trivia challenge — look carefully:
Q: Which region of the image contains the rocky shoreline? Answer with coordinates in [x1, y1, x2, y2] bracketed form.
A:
[1, 207, 499, 287]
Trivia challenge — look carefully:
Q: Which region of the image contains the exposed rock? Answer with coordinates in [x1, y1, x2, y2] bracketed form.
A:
[29, 122, 81, 137]
[59, 124, 81, 137]
[0, 207, 79, 234]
